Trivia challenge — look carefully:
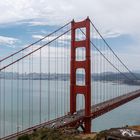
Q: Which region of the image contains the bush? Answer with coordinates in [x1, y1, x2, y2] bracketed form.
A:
[17, 135, 30, 140]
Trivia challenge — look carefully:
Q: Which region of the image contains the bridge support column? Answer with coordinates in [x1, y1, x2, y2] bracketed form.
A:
[70, 17, 91, 133]
[84, 117, 91, 133]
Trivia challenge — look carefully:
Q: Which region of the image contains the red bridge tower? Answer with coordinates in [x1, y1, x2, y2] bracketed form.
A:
[70, 17, 91, 133]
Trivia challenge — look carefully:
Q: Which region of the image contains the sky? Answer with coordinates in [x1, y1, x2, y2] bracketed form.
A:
[0, 0, 140, 71]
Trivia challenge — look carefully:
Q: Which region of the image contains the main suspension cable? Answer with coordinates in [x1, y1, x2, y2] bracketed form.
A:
[90, 20, 139, 81]
[80, 29, 133, 82]
[0, 21, 71, 63]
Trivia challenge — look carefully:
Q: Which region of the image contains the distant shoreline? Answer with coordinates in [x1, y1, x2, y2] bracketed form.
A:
[1, 72, 140, 85]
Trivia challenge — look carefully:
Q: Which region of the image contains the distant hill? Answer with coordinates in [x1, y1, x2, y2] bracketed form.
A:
[0, 72, 140, 85]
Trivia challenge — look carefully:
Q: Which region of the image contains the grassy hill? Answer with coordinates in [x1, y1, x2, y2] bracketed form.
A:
[17, 128, 95, 140]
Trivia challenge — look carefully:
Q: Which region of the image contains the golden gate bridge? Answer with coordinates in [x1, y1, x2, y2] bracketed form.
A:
[0, 17, 140, 139]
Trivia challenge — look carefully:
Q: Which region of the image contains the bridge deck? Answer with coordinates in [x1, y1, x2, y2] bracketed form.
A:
[2, 89, 140, 140]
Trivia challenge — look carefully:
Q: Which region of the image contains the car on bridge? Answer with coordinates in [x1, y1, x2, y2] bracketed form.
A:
[51, 123, 56, 128]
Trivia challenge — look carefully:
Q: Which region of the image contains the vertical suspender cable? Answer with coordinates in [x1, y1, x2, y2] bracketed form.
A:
[0, 62, 1, 137]
[29, 55, 31, 127]
[39, 49, 42, 123]
[55, 36, 57, 118]
[62, 33, 64, 114]
[100, 37, 102, 102]
[56, 35, 58, 117]
[97, 29, 99, 104]
[48, 40, 50, 121]
[17, 61, 19, 133]
[103, 42, 105, 101]
[3, 68, 5, 137]
[67, 30, 69, 112]
[45, 38, 48, 120]
[11, 56, 13, 134]
[22, 51, 24, 130]
[31, 46, 33, 125]
[63, 32, 66, 114]
[60, 35, 63, 115]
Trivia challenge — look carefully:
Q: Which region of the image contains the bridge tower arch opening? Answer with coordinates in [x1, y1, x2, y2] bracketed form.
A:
[76, 94, 85, 111]
[70, 17, 91, 133]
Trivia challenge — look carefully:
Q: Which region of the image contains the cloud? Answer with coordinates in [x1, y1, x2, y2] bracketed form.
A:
[32, 34, 71, 41]
[0, 0, 140, 71]
[0, 36, 19, 47]
[100, 31, 121, 39]
[32, 29, 121, 43]
[0, 0, 139, 41]
[0, 0, 139, 33]
[28, 21, 48, 26]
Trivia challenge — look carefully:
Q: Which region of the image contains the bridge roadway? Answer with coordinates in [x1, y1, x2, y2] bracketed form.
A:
[2, 89, 140, 140]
